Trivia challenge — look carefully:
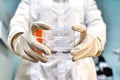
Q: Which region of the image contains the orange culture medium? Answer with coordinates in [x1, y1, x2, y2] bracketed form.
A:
[34, 29, 43, 55]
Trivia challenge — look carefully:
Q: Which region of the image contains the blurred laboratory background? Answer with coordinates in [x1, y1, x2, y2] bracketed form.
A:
[0, 0, 120, 80]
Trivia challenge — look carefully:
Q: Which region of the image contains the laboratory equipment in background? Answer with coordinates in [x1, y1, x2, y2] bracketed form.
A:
[113, 48, 120, 60]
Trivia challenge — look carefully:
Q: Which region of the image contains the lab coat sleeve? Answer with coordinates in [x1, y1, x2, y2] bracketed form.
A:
[84, 0, 106, 56]
[8, 0, 30, 50]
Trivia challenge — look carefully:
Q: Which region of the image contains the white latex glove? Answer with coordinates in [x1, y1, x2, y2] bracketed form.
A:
[12, 22, 52, 63]
[71, 25, 102, 61]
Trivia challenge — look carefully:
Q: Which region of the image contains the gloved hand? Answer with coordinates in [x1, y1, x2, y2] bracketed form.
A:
[71, 24, 102, 61]
[12, 22, 52, 63]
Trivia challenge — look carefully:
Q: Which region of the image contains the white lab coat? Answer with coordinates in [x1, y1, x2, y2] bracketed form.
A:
[8, 0, 106, 80]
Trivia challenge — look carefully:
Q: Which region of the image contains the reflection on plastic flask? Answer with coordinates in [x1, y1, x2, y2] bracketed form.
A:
[44, 26, 75, 53]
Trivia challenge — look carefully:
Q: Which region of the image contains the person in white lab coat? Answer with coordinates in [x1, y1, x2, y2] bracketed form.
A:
[8, 0, 106, 80]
